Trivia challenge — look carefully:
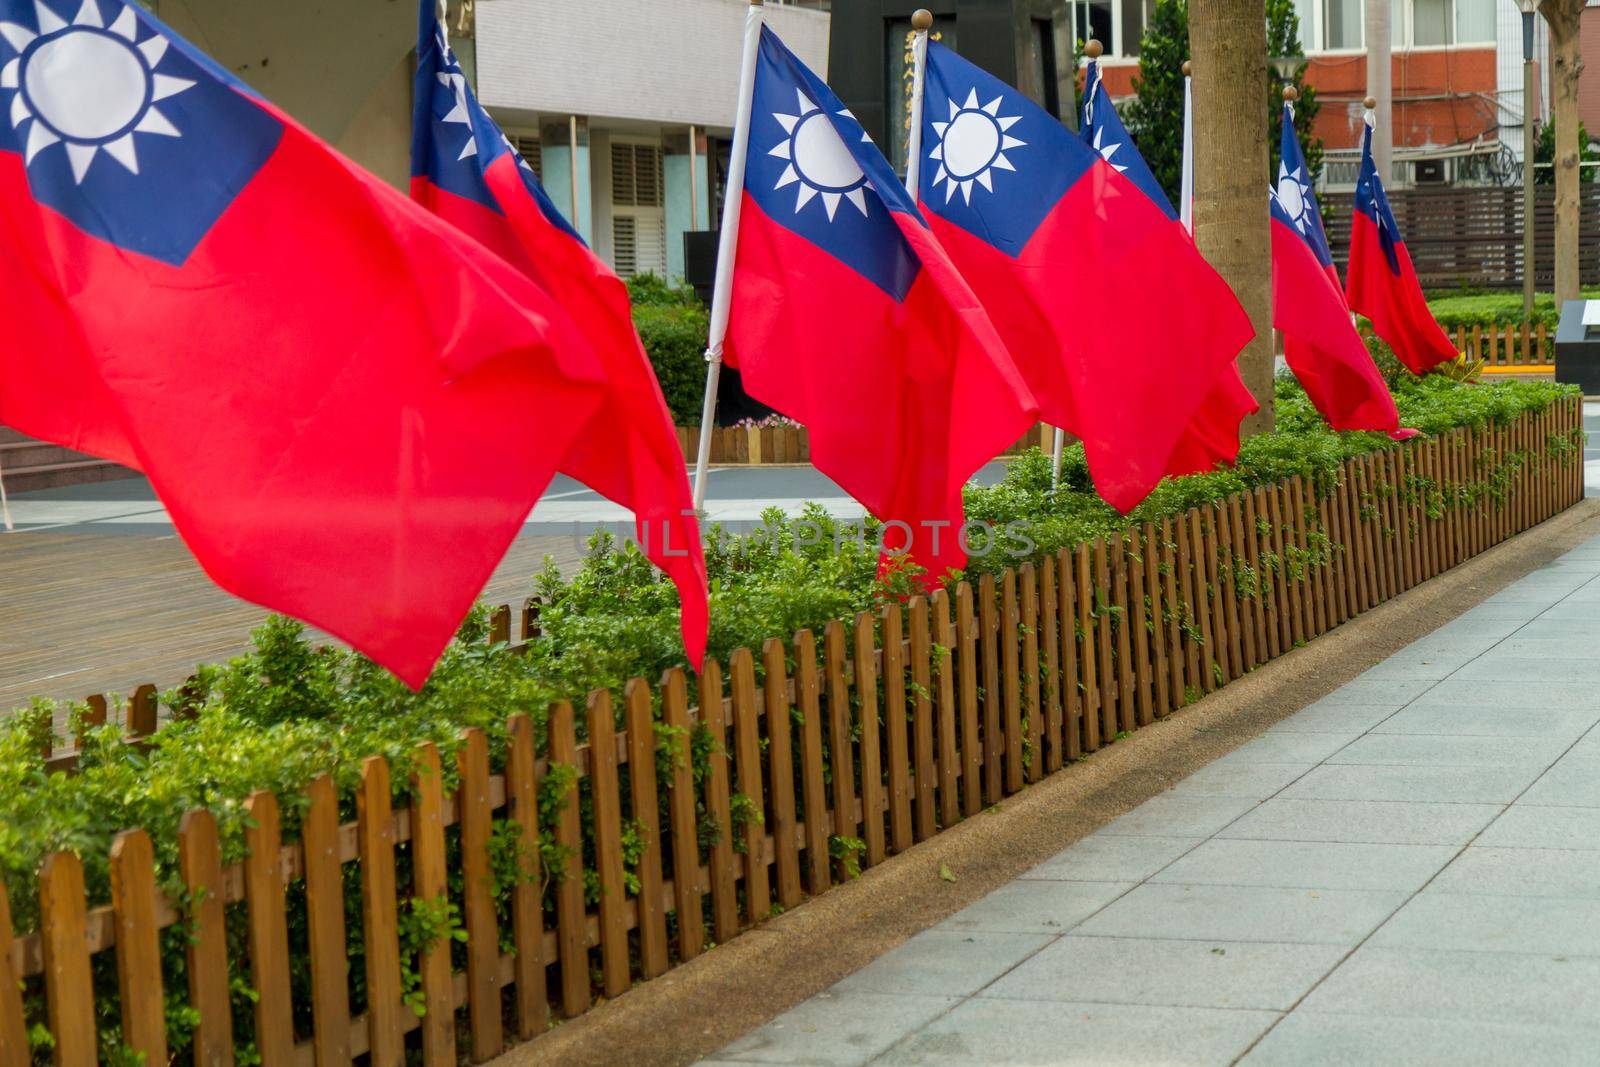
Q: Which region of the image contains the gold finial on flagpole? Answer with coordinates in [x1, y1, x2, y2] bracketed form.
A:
[1363, 95, 1377, 110]
[912, 8, 933, 31]
[1084, 38, 1104, 59]
[1282, 85, 1299, 102]
[1182, 60, 1192, 76]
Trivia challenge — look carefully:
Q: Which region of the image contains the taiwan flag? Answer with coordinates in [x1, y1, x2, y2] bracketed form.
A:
[1081, 58, 1257, 479]
[411, 3, 708, 666]
[725, 27, 1036, 584]
[0, 0, 619, 686]
[1345, 119, 1456, 375]
[922, 42, 1253, 513]
[1271, 104, 1413, 438]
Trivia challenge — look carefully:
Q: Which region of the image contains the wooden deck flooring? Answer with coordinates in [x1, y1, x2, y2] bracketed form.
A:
[0, 529, 587, 714]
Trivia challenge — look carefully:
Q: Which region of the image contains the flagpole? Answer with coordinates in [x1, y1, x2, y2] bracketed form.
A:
[1180, 60, 1195, 236]
[0, 449, 12, 532]
[904, 9, 932, 196]
[691, 0, 765, 512]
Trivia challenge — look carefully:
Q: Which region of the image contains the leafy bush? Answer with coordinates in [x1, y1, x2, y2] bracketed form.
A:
[0, 375, 1579, 1064]
[1424, 288, 1600, 330]
[629, 274, 710, 422]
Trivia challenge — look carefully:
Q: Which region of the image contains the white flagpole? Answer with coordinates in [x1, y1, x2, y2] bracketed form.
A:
[1180, 61, 1195, 236]
[0, 448, 12, 532]
[904, 10, 932, 196]
[692, 0, 765, 512]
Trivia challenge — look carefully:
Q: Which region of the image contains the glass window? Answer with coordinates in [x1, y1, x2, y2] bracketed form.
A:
[1455, 0, 1495, 42]
[1413, 0, 1452, 45]
[885, 16, 958, 174]
[1073, 1, 1114, 53]
[1119, 0, 1146, 57]
[1292, 0, 1317, 49]
[1325, 0, 1363, 49]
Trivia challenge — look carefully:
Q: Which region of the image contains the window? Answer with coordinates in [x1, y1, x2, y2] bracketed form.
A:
[1324, 0, 1362, 49]
[1412, 0, 1451, 45]
[1118, 0, 1146, 58]
[1454, 0, 1495, 43]
[610, 142, 664, 208]
[508, 134, 542, 181]
[1032, 19, 1062, 117]
[1073, 1, 1114, 52]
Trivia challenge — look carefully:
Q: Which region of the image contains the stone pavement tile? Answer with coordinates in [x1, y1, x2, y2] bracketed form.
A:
[1430, 847, 1600, 898]
[1072, 884, 1406, 945]
[1497, 636, 1600, 658]
[1370, 891, 1600, 956]
[1240, 1012, 1600, 1067]
[1534, 601, 1600, 622]
[1219, 798, 1502, 846]
[1454, 656, 1600, 682]
[1299, 946, 1600, 1029]
[1357, 657, 1466, 682]
[832, 930, 1053, 998]
[1166, 762, 1314, 800]
[1507, 618, 1600, 641]
[1370, 702, 1600, 739]
[979, 936, 1344, 1011]
[1562, 731, 1600, 758]
[1096, 794, 1259, 838]
[1476, 805, 1600, 850]
[1321, 678, 1438, 705]
[1265, 702, 1400, 735]
[1522, 756, 1600, 807]
[1448, 601, 1553, 623]
[1020, 835, 1202, 883]
[874, 998, 1279, 1067]
[938, 880, 1132, 935]
[1205, 732, 1359, 765]
[714, 991, 961, 1067]
[1421, 618, 1528, 640]
[1277, 764, 1539, 804]
[1323, 734, 1569, 768]
[1150, 839, 1456, 892]
[1409, 679, 1600, 710]
[1477, 584, 1586, 606]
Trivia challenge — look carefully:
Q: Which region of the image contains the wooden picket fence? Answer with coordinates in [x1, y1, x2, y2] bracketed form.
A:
[0, 398, 1584, 1067]
[678, 422, 1057, 465]
[1448, 321, 1553, 368]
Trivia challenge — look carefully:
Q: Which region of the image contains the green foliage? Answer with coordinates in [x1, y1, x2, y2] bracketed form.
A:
[0, 375, 1578, 1063]
[1266, 0, 1321, 187]
[1533, 119, 1599, 184]
[1123, 0, 1189, 205]
[632, 299, 709, 425]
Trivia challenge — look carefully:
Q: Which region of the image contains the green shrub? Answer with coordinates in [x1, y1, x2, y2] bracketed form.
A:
[1424, 288, 1600, 330]
[632, 300, 709, 424]
[0, 375, 1579, 1064]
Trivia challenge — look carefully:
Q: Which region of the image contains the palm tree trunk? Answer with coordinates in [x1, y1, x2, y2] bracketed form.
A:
[1542, 0, 1587, 303]
[1190, 0, 1274, 433]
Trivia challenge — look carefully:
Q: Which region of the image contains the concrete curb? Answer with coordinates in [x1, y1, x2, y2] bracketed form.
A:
[497, 499, 1600, 1067]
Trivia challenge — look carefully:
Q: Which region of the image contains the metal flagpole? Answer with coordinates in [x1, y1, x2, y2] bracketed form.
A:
[1180, 61, 1194, 236]
[0, 449, 12, 532]
[688, 124, 700, 230]
[691, 0, 765, 511]
[904, 10, 932, 195]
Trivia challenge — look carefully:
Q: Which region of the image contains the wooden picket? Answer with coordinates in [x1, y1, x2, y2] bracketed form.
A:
[4, 399, 1584, 1066]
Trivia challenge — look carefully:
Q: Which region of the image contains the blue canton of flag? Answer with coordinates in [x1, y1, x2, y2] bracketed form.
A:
[0, 0, 280, 265]
[919, 40, 1093, 257]
[744, 26, 920, 300]
[409, 2, 580, 244]
[1271, 103, 1334, 268]
[1081, 60, 1176, 219]
[1354, 121, 1402, 275]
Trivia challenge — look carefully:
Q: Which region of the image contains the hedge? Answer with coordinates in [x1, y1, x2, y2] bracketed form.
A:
[629, 274, 708, 424]
[0, 373, 1580, 1064]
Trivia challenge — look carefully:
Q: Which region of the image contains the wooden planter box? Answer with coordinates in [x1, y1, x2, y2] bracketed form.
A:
[1, 398, 1584, 1066]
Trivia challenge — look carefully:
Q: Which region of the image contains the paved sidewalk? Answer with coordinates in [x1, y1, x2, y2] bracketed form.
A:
[703, 535, 1600, 1066]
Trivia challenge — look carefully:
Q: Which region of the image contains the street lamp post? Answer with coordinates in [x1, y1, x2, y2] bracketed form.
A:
[1523, 0, 1538, 318]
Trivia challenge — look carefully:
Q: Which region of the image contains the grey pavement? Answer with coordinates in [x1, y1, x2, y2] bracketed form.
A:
[703, 534, 1600, 1066]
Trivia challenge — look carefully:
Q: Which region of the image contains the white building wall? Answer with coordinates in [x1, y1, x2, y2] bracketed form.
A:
[476, 0, 830, 127]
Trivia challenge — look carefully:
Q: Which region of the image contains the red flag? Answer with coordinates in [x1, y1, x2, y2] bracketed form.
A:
[1345, 122, 1456, 376]
[920, 43, 1255, 512]
[411, 6, 708, 666]
[1271, 106, 1414, 439]
[724, 28, 1037, 584]
[0, 0, 613, 687]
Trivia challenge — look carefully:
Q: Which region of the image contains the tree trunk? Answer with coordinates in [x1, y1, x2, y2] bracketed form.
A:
[1190, 0, 1274, 433]
[1542, 0, 1586, 302]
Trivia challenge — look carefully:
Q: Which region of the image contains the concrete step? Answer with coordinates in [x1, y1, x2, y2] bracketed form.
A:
[1, 439, 83, 469]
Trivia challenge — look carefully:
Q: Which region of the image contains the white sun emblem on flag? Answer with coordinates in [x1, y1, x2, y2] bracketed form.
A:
[1092, 126, 1127, 174]
[929, 88, 1024, 204]
[1, 0, 195, 184]
[1272, 160, 1315, 235]
[767, 87, 872, 222]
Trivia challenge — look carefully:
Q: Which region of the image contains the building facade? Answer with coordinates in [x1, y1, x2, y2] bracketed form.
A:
[1093, 0, 1552, 190]
[473, 0, 831, 283]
